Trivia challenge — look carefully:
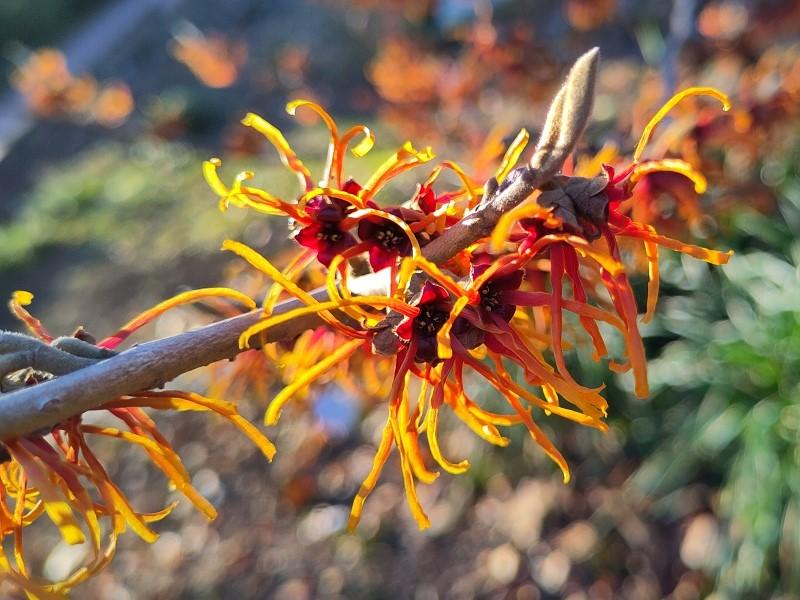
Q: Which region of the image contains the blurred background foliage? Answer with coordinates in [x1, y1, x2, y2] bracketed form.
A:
[0, 0, 110, 83]
[1, 0, 799, 598]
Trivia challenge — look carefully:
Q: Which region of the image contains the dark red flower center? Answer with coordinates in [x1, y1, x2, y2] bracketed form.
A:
[413, 305, 449, 336]
[316, 221, 347, 244]
[372, 223, 407, 251]
[478, 282, 504, 312]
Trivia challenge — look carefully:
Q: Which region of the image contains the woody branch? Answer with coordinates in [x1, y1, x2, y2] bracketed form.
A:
[0, 48, 599, 442]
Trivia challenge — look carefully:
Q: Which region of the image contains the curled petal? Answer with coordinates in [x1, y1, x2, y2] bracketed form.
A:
[360, 141, 435, 201]
[425, 405, 469, 474]
[634, 87, 730, 162]
[241, 112, 314, 190]
[600, 227, 649, 398]
[631, 158, 707, 194]
[609, 213, 732, 265]
[348, 420, 393, 531]
[9, 290, 54, 343]
[202, 158, 230, 197]
[84, 423, 217, 521]
[5, 441, 85, 546]
[347, 207, 422, 259]
[439, 160, 481, 205]
[286, 99, 338, 137]
[459, 355, 573, 482]
[490, 198, 553, 252]
[527, 233, 626, 276]
[286, 100, 339, 184]
[504, 291, 625, 331]
[263, 249, 314, 316]
[397, 388, 439, 484]
[407, 255, 472, 300]
[327, 243, 389, 324]
[561, 246, 608, 360]
[222, 239, 367, 338]
[334, 125, 375, 187]
[642, 238, 660, 324]
[238, 296, 418, 348]
[436, 295, 472, 360]
[505, 392, 570, 483]
[204, 158, 301, 219]
[265, 339, 365, 425]
[99, 288, 256, 349]
[495, 128, 530, 183]
[388, 398, 431, 529]
[451, 399, 510, 446]
[299, 186, 365, 212]
[125, 391, 277, 461]
[77, 437, 159, 543]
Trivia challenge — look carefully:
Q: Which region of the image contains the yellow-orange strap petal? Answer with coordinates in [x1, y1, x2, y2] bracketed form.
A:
[265, 339, 365, 425]
[9, 290, 54, 343]
[348, 420, 393, 531]
[425, 406, 469, 474]
[241, 112, 314, 190]
[634, 87, 731, 162]
[99, 287, 256, 349]
[495, 128, 530, 183]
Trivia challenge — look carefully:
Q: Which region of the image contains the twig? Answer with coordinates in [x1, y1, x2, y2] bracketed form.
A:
[0, 332, 113, 381]
[0, 48, 599, 442]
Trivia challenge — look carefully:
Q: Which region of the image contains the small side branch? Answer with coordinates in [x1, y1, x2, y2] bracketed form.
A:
[0, 332, 115, 381]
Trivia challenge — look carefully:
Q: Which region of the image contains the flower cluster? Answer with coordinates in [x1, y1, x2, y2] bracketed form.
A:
[204, 89, 732, 530]
[0, 290, 275, 597]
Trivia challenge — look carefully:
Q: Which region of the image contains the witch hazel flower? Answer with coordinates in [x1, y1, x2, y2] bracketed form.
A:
[203, 100, 435, 267]
[295, 193, 359, 267]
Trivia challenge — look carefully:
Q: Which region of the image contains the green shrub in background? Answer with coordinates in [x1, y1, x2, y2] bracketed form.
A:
[630, 141, 800, 597]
